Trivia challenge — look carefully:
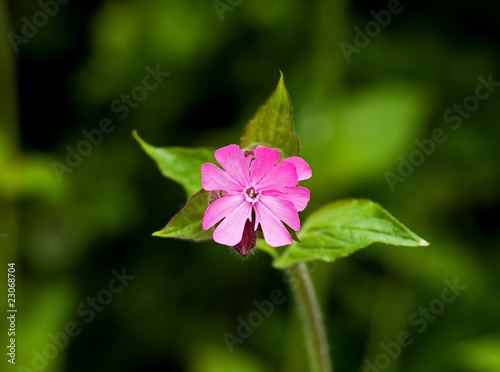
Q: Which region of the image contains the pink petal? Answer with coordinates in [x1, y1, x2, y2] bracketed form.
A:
[258, 195, 300, 231]
[203, 194, 245, 229]
[202, 163, 243, 192]
[214, 145, 251, 187]
[286, 157, 312, 181]
[250, 147, 280, 184]
[273, 186, 310, 212]
[255, 161, 298, 193]
[253, 202, 293, 247]
[213, 201, 252, 246]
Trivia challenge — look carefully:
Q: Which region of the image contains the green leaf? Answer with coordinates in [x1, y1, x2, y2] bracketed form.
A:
[153, 189, 213, 241]
[240, 71, 300, 158]
[273, 199, 429, 268]
[133, 130, 215, 198]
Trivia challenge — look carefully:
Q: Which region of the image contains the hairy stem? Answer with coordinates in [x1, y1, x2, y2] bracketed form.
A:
[287, 263, 332, 372]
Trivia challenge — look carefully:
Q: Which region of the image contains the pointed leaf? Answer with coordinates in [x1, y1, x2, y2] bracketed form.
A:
[240, 72, 300, 158]
[133, 131, 215, 197]
[273, 199, 429, 268]
[153, 190, 213, 241]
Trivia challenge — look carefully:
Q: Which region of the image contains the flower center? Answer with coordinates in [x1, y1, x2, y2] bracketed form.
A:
[243, 186, 260, 203]
[247, 187, 256, 198]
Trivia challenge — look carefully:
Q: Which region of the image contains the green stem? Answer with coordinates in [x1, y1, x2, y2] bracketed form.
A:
[288, 263, 333, 372]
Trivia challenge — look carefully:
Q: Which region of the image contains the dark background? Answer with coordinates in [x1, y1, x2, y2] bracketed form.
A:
[1, 0, 499, 371]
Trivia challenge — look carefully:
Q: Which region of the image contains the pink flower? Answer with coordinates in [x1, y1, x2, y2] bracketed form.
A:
[201, 144, 311, 254]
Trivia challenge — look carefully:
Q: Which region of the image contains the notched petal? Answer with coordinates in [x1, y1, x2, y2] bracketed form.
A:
[277, 186, 310, 212]
[253, 202, 293, 247]
[255, 161, 298, 192]
[214, 144, 251, 187]
[202, 194, 244, 230]
[213, 202, 252, 246]
[251, 146, 281, 184]
[285, 157, 312, 181]
[201, 163, 241, 192]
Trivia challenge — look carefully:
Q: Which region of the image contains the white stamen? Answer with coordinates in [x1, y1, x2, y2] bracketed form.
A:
[243, 185, 260, 203]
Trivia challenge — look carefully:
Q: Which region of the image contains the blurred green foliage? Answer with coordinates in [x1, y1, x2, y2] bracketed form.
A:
[1, 0, 499, 371]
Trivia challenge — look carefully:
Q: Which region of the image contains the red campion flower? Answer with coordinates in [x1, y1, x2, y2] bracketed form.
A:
[201, 144, 311, 256]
